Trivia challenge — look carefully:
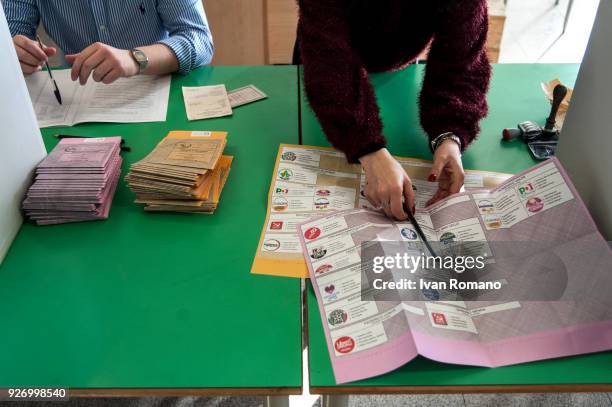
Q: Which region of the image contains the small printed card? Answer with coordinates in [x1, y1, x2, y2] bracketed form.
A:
[228, 85, 267, 108]
[182, 85, 233, 121]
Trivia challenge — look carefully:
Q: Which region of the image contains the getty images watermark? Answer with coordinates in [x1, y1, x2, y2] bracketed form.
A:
[371, 251, 491, 291]
[359, 240, 612, 302]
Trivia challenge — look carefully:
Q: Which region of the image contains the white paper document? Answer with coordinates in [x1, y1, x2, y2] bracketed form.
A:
[25, 70, 171, 128]
[182, 84, 233, 121]
[228, 85, 267, 108]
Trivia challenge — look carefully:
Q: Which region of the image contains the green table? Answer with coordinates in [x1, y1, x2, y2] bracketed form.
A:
[302, 63, 612, 393]
[0, 66, 302, 396]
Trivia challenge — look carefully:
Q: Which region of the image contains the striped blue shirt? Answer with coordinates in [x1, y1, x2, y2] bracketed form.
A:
[2, 0, 214, 74]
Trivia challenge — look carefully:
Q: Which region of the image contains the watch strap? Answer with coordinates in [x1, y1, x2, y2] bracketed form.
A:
[430, 132, 462, 153]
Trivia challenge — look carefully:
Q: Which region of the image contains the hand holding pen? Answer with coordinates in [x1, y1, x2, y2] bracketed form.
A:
[12, 34, 56, 74]
[34, 36, 62, 105]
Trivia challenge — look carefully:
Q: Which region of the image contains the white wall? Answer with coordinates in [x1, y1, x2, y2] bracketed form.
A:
[557, 0, 612, 239]
[0, 3, 47, 263]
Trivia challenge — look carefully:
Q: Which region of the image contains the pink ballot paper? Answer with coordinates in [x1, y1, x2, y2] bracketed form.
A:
[22, 137, 123, 225]
[298, 158, 612, 384]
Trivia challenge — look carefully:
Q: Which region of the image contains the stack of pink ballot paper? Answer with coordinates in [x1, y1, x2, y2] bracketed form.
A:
[22, 137, 123, 225]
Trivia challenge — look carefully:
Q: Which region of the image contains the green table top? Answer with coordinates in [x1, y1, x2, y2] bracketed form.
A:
[302, 63, 612, 392]
[0, 66, 302, 394]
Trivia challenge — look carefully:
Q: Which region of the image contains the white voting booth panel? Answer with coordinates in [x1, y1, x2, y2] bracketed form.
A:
[0, 4, 47, 263]
[557, 0, 612, 240]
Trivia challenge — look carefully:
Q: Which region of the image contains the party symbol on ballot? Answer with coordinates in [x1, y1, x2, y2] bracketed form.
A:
[304, 227, 321, 240]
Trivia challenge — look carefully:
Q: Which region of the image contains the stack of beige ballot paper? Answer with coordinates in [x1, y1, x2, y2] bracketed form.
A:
[125, 131, 232, 213]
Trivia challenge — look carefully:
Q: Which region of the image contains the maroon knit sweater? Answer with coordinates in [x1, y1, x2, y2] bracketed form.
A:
[297, 0, 492, 163]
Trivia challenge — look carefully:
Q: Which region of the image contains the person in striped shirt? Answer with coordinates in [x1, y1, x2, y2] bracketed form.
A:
[2, 0, 214, 84]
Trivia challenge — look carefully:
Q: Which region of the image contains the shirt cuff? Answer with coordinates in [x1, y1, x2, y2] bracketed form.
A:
[157, 36, 195, 75]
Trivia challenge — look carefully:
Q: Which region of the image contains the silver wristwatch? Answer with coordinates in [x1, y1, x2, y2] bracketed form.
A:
[130, 48, 148, 74]
[430, 132, 462, 152]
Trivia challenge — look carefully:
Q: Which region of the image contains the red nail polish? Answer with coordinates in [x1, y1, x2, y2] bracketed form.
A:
[428, 174, 437, 182]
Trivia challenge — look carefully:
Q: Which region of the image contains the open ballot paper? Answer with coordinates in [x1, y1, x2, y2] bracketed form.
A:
[251, 145, 511, 278]
[25, 70, 170, 127]
[182, 85, 232, 120]
[298, 158, 612, 384]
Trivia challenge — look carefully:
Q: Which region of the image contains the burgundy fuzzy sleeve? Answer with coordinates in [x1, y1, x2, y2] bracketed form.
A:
[298, 0, 386, 163]
[419, 0, 492, 151]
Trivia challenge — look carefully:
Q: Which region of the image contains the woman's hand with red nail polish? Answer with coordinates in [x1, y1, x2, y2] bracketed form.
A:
[426, 139, 464, 206]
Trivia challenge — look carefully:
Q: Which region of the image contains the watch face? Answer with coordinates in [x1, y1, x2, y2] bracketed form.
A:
[133, 50, 147, 63]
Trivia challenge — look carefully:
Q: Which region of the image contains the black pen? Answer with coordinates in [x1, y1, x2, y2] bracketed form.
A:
[401, 197, 438, 257]
[407, 210, 438, 258]
[36, 35, 62, 105]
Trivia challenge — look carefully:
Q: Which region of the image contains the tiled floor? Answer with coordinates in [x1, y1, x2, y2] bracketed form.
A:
[348, 394, 464, 407]
[0, 398, 265, 407]
[341, 393, 612, 407]
[462, 392, 612, 407]
[3, 394, 611, 407]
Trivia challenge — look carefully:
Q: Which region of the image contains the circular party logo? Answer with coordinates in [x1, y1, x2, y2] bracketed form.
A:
[278, 168, 293, 181]
[262, 239, 281, 252]
[314, 197, 329, 209]
[315, 264, 333, 274]
[526, 197, 544, 213]
[422, 288, 440, 301]
[400, 228, 417, 240]
[310, 247, 327, 259]
[478, 200, 495, 213]
[334, 336, 355, 354]
[484, 214, 502, 229]
[304, 227, 321, 240]
[281, 151, 297, 161]
[328, 309, 348, 326]
[272, 197, 288, 211]
[440, 232, 456, 245]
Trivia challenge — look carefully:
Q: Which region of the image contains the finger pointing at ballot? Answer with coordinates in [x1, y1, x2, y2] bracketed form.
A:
[66, 42, 139, 85]
[13, 35, 56, 75]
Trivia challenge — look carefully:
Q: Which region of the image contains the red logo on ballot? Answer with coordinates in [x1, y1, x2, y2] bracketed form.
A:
[315, 264, 333, 274]
[304, 227, 321, 240]
[432, 312, 448, 326]
[270, 221, 283, 230]
[334, 336, 355, 354]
